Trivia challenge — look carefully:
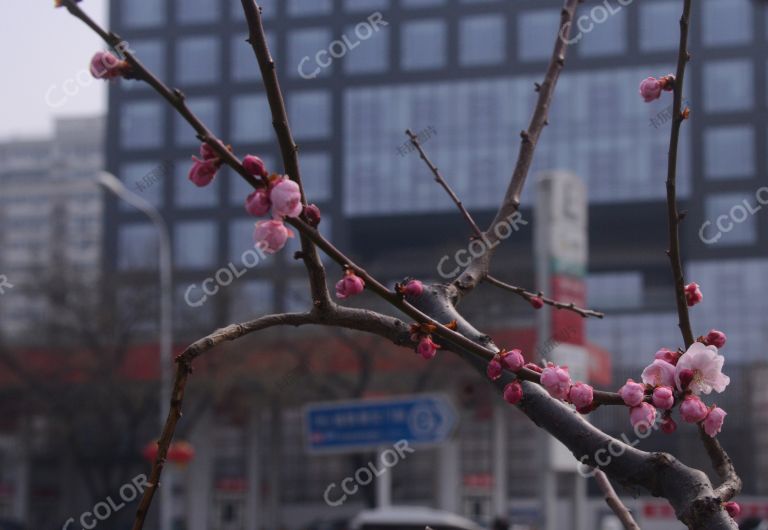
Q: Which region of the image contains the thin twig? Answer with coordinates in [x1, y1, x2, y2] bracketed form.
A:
[405, 129, 603, 320]
[592, 469, 641, 530]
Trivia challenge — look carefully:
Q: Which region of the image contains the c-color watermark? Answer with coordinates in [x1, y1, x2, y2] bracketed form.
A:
[699, 187, 768, 244]
[0, 275, 13, 295]
[62, 474, 148, 530]
[559, 0, 634, 45]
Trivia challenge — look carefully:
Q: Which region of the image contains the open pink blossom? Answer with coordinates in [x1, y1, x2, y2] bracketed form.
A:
[242, 155, 267, 178]
[685, 282, 703, 307]
[655, 348, 680, 365]
[245, 189, 271, 217]
[503, 381, 523, 405]
[188, 157, 219, 187]
[486, 358, 502, 381]
[416, 336, 438, 360]
[642, 359, 676, 388]
[630, 402, 657, 433]
[639, 77, 663, 102]
[680, 395, 708, 423]
[618, 379, 645, 407]
[652, 386, 674, 410]
[540, 363, 571, 400]
[335, 271, 365, 300]
[500, 349, 525, 372]
[568, 382, 594, 410]
[703, 407, 726, 437]
[253, 219, 293, 254]
[705, 329, 727, 348]
[270, 177, 302, 218]
[674, 342, 730, 395]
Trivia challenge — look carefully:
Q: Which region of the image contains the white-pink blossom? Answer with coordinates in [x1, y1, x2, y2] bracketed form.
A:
[674, 342, 730, 395]
[641, 359, 676, 388]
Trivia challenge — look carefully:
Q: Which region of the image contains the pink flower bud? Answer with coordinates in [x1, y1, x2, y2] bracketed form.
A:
[242, 155, 267, 178]
[529, 296, 544, 309]
[540, 363, 571, 400]
[200, 143, 218, 161]
[525, 362, 543, 374]
[503, 381, 523, 405]
[568, 382, 594, 410]
[705, 329, 726, 349]
[188, 157, 219, 187]
[618, 379, 646, 407]
[270, 177, 303, 218]
[416, 336, 438, 360]
[661, 416, 677, 434]
[652, 386, 674, 410]
[680, 395, 708, 423]
[304, 204, 322, 227]
[90, 51, 125, 79]
[486, 358, 503, 381]
[253, 219, 294, 254]
[703, 406, 726, 437]
[500, 349, 525, 372]
[335, 271, 365, 300]
[245, 189, 271, 217]
[723, 501, 740, 519]
[630, 402, 657, 433]
[684, 282, 703, 307]
[677, 368, 695, 391]
[639, 77, 663, 102]
[403, 280, 424, 298]
[655, 348, 680, 365]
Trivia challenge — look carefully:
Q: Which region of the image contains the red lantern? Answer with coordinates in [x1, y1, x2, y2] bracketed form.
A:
[141, 440, 195, 465]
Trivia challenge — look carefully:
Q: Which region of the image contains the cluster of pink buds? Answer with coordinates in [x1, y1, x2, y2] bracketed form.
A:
[638, 74, 674, 102]
[485, 349, 527, 405]
[335, 269, 365, 300]
[409, 322, 444, 361]
[89, 50, 132, 80]
[617, 319, 731, 437]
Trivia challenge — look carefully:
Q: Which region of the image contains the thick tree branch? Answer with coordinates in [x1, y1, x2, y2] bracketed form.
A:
[592, 469, 641, 530]
[452, 0, 580, 298]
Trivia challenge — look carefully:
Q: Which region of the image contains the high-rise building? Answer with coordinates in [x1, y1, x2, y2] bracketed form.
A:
[102, 0, 768, 528]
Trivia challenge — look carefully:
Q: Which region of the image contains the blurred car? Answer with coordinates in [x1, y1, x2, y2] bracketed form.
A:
[350, 506, 484, 530]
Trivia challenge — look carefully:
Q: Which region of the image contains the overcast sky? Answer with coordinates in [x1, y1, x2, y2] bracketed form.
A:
[0, 2, 108, 141]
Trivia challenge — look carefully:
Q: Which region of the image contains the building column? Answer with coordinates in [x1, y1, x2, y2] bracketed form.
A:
[13, 435, 28, 521]
[187, 411, 212, 530]
[492, 405, 508, 518]
[245, 405, 263, 529]
[437, 441, 460, 513]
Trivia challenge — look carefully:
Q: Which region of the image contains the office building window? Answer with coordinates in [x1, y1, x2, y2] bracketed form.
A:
[287, 0, 332, 17]
[288, 91, 331, 140]
[343, 23, 390, 74]
[401, 19, 446, 70]
[702, 0, 752, 47]
[232, 0, 275, 20]
[175, 97, 220, 146]
[518, 10, 559, 61]
[174, 222, 218, 269]
[639, 1, 679, 52]
[289, 28, 333, 79]
[176, 0, 221, 25]
[587, 272, 643, 309]
[121, 40, 165, 91]
[459, 15, 505, 66]
[231, 94, 272, 143]
[232, 32, 276, 81]
[402, 0, 444, 7]
[174, 158, 220, 208]
[300, 152, 332, 201]
[176, 36, 221, 85]
[120, 101, 165, 150]
[704, 126, 755, 179]
[118, 224, 158, 271]
[119, 161, 166, 209]
[229, 280, 274, 320]
[344, 0, 390, 11]
[579, 8, 627, 57]
[121, 0, 164, 28]
[704, 193, 758, 246]
[703, 60, 753, 112]
[175, 285, 216, 335]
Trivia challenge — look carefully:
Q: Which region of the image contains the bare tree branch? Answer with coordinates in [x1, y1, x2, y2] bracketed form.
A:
[592, 469, 641, 530]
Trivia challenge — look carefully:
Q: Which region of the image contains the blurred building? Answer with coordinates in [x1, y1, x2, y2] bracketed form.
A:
[0, 116, 104, 344]
[97, 0, 768, 529]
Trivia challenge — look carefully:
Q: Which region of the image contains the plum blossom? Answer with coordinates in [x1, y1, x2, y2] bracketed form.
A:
[540, 363, 571, 400]
[661, 416, 677, 434]
[529, 296, 544, 309]
[270, 177, 303, 218]
[655, 348, 680, 365]
[503, 381, 523, 405]
[639, 77, 663, 102]
[685, 282, 703, 307]
[618, 379, 645, 407]
[723, 502, 740, 519]
[303, 204, 322, 227]
[641, 359, 676, 388]
[500, 349, 525, 372]
[486, 358, 502, 381]
[253, 219, 293, 254]
[652, 386, 674, 410]
[188, 157, 220, 187]
[335, 271, 365, 300]
[703, 407, 726, 438]
[402, 280, 424, 298]
[630, 403, 657, 433]
[245, 189, 271, 217]
[680, 395, 708, 423]
[568, 383, 594, 410]
[674, 342, 730, 395]
[89, 51, 129, 79]
[242, 155, 267, 178]
[416, 336, 439, 360]
[705, 329, 727, 348]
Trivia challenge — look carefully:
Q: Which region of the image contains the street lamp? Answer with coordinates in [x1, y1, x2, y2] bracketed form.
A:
[96, 171, 173, 530]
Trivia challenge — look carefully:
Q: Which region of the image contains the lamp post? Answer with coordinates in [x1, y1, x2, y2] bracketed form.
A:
[96, 171, 173, 530]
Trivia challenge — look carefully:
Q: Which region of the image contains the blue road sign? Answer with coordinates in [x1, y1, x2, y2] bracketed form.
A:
[304, 394, 457, 453]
